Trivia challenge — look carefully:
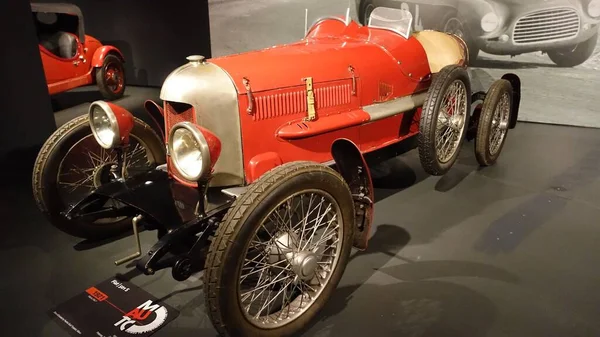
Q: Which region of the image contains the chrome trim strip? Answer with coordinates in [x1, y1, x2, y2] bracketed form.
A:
[362, 92, 428, 122]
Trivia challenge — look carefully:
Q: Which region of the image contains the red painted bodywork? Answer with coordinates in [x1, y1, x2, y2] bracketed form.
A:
[197, 126, 222, 174]
[39, 33, 124, 95]
[106, 102, 134, 145]
[209, 18, 435, 183]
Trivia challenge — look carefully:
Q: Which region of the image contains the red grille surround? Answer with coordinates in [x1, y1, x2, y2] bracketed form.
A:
[164, 101, 197, 185]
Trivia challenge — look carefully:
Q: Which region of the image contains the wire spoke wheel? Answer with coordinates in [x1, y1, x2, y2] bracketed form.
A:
[418, 65, 471, 176]
[32, 114, 165, 239]
[204, 162, 354, 337]
[434, 79, 468, 163]
[475, 79, 513, 166]
[56, 134, 155, 224]
[488, 91, 510, 156]
[239, 190, 343, 327]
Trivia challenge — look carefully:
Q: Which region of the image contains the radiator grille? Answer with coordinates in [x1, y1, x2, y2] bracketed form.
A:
[513, 7, 580, 44]
[164, 102, 195, 131]
[164, 101, 196, 182]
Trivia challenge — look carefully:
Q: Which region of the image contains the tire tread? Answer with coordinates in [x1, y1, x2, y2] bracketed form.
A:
[204, 161, 351, 337]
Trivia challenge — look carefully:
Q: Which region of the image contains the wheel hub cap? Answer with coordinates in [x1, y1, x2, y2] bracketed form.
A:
[92, 162, 117, 188]
[291, 251, 318, 281]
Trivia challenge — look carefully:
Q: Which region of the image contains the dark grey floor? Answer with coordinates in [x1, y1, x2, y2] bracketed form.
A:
[2, 121, 600, 337]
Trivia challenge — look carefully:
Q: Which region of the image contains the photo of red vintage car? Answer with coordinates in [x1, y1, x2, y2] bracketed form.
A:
[32, 7, 521, 337]
[32, 3, 126, 100]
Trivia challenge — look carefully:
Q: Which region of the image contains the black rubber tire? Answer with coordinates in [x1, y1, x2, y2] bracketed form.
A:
[418, 65, 472, 176]
[96, 53, 126, 100]
[32, 114, 166, 240]
[359, 1, 375, 25]
[204, 161, 355, 337]
[475, 79, 513, 166]
[548, 33, 598, 67]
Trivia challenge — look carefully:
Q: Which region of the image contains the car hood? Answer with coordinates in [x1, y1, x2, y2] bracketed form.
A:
[210, 37, 400, 93]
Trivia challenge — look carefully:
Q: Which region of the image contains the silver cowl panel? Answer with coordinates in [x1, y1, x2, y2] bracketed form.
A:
[160, 58, 244, 187]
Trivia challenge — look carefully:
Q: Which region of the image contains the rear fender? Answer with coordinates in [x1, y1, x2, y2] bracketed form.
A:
[331, 139, 374, 250]
[501, 73, 521, 129]
[91, 46, 125, 67]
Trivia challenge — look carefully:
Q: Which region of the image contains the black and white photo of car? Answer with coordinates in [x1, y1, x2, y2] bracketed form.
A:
[357, 0, 600, 67]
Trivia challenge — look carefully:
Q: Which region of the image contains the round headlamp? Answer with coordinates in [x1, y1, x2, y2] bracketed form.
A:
[168, 122, 211, 182]
[89, 101, 120, 149]
[481, 12, 499, 33]
[589, 0, 600, 18]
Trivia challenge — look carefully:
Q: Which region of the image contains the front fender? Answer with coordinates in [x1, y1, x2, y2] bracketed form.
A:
[92, 45, 125, 67]
[331, 139, 374, 251]
[502, 73, 521, 129]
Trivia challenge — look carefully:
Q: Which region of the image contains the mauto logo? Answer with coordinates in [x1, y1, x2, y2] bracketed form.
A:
[114, 300, 168, 334]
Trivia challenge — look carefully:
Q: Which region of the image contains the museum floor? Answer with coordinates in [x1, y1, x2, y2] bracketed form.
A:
[2, 120, 600, 337]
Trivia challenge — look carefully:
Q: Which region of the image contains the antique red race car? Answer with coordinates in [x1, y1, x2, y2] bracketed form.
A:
[32, 3, 126, 100]
[32, 8, 521, 337]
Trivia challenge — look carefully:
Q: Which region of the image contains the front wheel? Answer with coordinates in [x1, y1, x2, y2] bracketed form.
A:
[204, 161, 355, 337]
[547, 33, 598, 67]
[96, 54, 126, 100]
[32, 114, 166, 239]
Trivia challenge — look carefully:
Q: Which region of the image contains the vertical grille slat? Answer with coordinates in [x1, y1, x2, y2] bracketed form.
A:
[164, 101, 195, 182]
[513, 7, 580, 44]
[251, 81, 353, 121]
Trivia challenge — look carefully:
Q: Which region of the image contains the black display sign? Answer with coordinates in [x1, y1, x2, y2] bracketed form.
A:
[48, 277, 179, 337]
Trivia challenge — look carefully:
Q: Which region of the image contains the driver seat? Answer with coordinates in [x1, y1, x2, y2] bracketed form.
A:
[40, 32, 78, 59]
[412, 30, 467, 73]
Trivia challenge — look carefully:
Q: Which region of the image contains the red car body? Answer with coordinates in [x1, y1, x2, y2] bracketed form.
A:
[162, 17, 467, 186]
[32, 3, 126, 100]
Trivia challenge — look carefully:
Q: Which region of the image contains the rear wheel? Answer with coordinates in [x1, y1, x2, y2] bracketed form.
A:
[418, 65, 471, 176]
[32, 114, 166, 240]
[96, 54, 126, 100]
[204, 162, 355, 337]
[475, 79, 513, 166]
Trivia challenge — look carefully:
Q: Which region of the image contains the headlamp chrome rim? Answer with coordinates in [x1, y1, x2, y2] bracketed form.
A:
[588, 0, 600, 18]
[168, 122, 211, 182]
[481, 12, 499, 33]
[88, 100, 120, 150]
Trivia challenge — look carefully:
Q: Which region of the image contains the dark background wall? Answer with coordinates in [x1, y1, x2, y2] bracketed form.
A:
[34, 0, 213, 87]
[0, 0, 211, 160]
[0, 0, 57, 161]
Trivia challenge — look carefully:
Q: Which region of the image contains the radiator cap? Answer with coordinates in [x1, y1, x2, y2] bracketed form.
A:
[186, 55, 206, 64]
